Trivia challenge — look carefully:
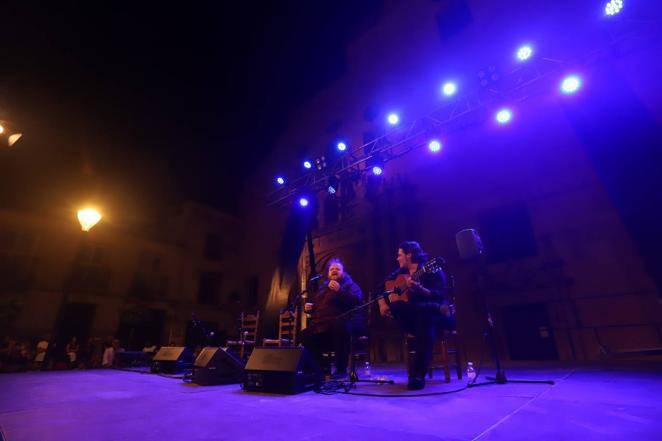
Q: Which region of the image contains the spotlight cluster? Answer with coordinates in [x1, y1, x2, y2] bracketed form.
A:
[274, 32, 592, 207]
[605, 0, 623, 16]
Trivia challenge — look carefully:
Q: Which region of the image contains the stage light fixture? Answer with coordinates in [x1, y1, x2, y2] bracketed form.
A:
[337, 142, 347, 152]
[372, 165, 383, 176]
[442, 82, 457, 96]
[428, 140, 442, 153]
[560, 75, 581, 94]
[303, 160, 312, 169]
[516, 45, 533, 61]
[495, 108, 512, 124]
[478, 65, 500, 88]
[276, 176, 285, 185]
[299, 197, 309, 207]
[327, 176, 339, 195]
[315, 156, 327, 170]
[605, 0, 623, 15]
[387, 113, 400, 125]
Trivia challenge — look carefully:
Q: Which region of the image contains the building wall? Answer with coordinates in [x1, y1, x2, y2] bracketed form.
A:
[241, 0, 662, 360]
[0, 202, 247, 349]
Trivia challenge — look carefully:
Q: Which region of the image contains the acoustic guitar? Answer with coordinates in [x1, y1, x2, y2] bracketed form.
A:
[378, 257, 444, 317]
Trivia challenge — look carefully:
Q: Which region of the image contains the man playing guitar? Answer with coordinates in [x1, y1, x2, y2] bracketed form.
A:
[379, 241, 453, 390]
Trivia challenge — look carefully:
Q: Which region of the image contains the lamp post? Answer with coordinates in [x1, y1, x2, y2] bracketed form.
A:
[77, 208, 102, 232]
[46, 208, 103, 367]
[0, 122, 23, 147]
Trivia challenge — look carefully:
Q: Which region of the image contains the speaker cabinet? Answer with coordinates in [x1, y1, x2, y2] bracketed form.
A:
[243, 347, 322, 395]
[151, 346, 193, 374]
[192, 347, 245, 385]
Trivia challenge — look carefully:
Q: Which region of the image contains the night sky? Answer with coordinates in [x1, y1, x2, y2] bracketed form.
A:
[0, 1, 381, 220]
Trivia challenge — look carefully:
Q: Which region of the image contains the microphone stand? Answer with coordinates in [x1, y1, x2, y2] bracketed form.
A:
[281, 290, 307, 346]
[467, 255, 554, 388]
[334, 293, 394, 386]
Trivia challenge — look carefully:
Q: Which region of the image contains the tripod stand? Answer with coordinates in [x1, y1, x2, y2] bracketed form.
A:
[467, 258, 554, 388]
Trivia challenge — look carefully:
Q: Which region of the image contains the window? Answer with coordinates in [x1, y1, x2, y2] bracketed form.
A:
[197, 272, 222, 305]
[70, 242, 110, 293]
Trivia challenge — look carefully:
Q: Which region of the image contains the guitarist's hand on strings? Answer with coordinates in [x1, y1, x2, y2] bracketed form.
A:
[379, 301, 393, 318]
[406, 279, 430, 297]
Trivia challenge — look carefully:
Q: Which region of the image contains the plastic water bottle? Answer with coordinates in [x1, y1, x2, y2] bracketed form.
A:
[466, 362, 476, 384]
[362, 361, 371, 378]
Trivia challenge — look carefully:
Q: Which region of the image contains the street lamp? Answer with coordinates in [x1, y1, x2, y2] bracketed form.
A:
[0, 120, 23, 147]
[77, 208, 102, 232]
[8, 133, 22, 147]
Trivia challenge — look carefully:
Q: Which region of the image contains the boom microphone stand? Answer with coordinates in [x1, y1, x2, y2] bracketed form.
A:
[456, 229, 554, 388]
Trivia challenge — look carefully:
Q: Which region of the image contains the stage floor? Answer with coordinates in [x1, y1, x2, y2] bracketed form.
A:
[1, 363, 661, 441]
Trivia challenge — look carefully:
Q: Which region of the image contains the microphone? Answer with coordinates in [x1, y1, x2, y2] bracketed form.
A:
[308, 274, 324, 282]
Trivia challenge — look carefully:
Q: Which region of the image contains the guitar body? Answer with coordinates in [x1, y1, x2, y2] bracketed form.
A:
[384, 274, 411, 302]
[378, 274, 411, 318]
[377, 257, 444, 318]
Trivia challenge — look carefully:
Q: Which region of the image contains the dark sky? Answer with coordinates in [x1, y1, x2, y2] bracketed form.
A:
[0, 1, 381, 220]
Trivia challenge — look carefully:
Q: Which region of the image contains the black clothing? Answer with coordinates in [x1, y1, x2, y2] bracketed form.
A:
[383, 264, 454, 378]
[302, 273, 363, 372]
[308, 273, 362, 333]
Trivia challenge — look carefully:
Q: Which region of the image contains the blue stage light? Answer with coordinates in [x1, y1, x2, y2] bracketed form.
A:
[605, 0, 623, 15]
[495, 108, 512, 124]
[442, 82, 457, 96]
[337, 142, 347, 152]
[372, 165, 383, 176]
[517, 45, 533, 61]
[276, 176, 285, 185]
[428, 140, 442, 153]
[303, 160, 312, 169]
[299, 197, 309, 207]
[387, 113, 400, 125]
[560, 75, 581, 94]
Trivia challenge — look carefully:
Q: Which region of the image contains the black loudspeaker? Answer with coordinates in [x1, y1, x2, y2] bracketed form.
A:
[243, 347, 322, 395]
[151, 346, 193, 374]
[456, 228, 484, 260]
[192, 347, 245, 385]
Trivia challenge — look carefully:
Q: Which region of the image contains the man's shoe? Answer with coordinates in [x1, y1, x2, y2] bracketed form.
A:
[407, 376, 426, 390]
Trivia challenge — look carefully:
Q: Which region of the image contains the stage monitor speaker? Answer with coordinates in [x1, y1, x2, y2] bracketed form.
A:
[456, 228, 484, 260]
[151, 346, 193, 374]
[192, 347, 245, 385]
[243, 347, 322, 395]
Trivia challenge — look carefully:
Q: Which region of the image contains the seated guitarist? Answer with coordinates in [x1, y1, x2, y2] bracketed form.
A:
[301, 258, 363, 379]
[379, 241, 453, 390]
